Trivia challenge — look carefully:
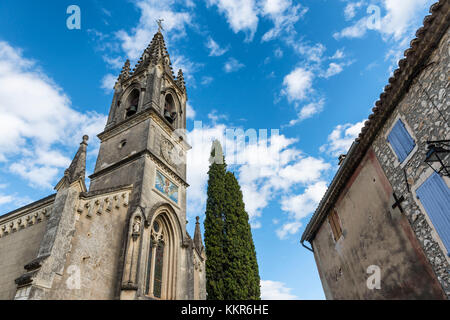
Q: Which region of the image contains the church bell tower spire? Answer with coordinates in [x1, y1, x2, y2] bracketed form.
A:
[87, 28, 199, 299]
[104, 29, 187, 132]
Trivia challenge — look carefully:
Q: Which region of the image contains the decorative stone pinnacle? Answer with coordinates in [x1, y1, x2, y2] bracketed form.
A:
[117, 59, 131, 83]
[82, 135, 89, 145]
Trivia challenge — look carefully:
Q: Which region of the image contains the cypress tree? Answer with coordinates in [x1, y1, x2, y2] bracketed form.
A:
[204, 140, 227, 300]
[223, 171, 261, 300]
[204, 140, 261, 300]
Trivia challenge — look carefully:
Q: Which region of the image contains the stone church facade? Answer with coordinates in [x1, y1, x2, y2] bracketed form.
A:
[302, 1, 449, 299]
[0, 31, 206, 300]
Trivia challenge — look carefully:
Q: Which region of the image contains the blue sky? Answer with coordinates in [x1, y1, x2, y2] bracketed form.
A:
[0, 0, 436, 299]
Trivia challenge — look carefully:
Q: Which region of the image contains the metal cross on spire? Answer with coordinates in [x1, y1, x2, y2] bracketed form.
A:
[156, 19, 164, 32]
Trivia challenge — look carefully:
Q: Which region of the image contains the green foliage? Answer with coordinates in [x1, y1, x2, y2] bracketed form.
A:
[204, 141, 227, 300]
[223, 171, 261, 300]
[204, 141, 261, 300]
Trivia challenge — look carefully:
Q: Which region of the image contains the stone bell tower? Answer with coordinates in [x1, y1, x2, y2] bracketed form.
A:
[89, 30, 206, 300]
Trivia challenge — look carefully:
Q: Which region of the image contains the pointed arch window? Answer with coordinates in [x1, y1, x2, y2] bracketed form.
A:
[126, 89, 140, 118]
[153, 241, 165, 298]
[164, 94, 177, 124]
[145, 215, 178, 300]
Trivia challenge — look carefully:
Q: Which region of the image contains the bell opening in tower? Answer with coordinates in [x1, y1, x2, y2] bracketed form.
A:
[164, 94, 177, 124]
[126, 89, 140, 118]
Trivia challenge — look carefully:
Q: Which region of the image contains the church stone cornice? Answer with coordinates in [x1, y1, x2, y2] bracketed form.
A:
[89, 148, 189, 188]
[79, 184, 133, 200]
[0, 198, 54, 238]
[0, 194, 55, 223]
[97, 106, 191, 150]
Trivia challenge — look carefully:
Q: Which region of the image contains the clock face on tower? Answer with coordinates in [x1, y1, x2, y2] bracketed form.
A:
[160, 138, 177, 165]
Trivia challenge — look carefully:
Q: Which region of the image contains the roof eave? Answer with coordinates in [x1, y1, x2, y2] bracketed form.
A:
[301, 0, 450, 244]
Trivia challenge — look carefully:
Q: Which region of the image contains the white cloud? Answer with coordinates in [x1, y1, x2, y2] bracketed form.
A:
[207, 0, 259, 41]
[205, 37, 228, 56]
[207, 110, 228, 124]
[323, 62, 344, 78]
[100, 73, 117, 93]
[335, 0, 434, 41]
[207, 0, 307, 42]
[186, 120, 331, 230]
[224, 58, 245, 73]
[187, 122, 228, 218]
[171, 54, 203, 82]
[260, 0, 308, 42]
[288, 42, 326, 63]
[0, 194, 14, 206]
[330, 49, 345, 60]
[280, 181, 328, 221]
[102, 55, 124, 70]
[282, 67, 314, 102]
[201, 76, 214, 85]
[10, 163, 60, 188]
[344, 1, 364, 20]
[320, 120, 366, 157]
[333, 16, 370, 39]
[276, 221, 302, 240]
[0, 41, 107, 189]
[381, 0, 433, 41]
[276, 180, 328, 239]
[287, 99, 325, 126]
[261, 280, 298, 300]
[186, 102, 196, 120]
[235, 135, 330, 222]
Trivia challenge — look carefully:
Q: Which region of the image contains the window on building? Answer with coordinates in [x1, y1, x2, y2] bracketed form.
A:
[164, 94, 177, 124]
[416, 173, 450, 256]
[125, 89, 140, 118]
[146, 215, 177, 300]
[153, 241, 164, 298]
[328, 209, 343, 241]
[387, 119, 416, 163]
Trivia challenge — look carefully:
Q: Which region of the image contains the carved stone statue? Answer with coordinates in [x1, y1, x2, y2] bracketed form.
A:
[132, 217, 141, 235]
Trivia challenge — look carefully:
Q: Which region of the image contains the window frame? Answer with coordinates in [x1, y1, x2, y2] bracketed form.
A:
[384, 114, 418, 168]
[328, 209, 343, 242]
[412, 168, 450, 263]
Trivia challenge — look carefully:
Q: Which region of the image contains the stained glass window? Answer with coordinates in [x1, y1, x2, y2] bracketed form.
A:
[153, 241, 164, 298]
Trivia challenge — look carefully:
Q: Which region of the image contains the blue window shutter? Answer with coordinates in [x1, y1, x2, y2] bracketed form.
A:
[387, 119, 415, 162]
[416, 173, 450, 255]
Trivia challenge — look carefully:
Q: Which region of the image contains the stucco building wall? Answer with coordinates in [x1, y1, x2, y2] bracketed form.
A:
[312, 149, 445, 299]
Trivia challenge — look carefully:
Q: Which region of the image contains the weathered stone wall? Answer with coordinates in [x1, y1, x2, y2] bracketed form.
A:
[46, 188, 131, 299]
[193, 249, 206, 300]
[373, 27, 450, 297]
[312, 149, 446, 299]
[0, 201, 53, 299]
[92, 119, 150, 177]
